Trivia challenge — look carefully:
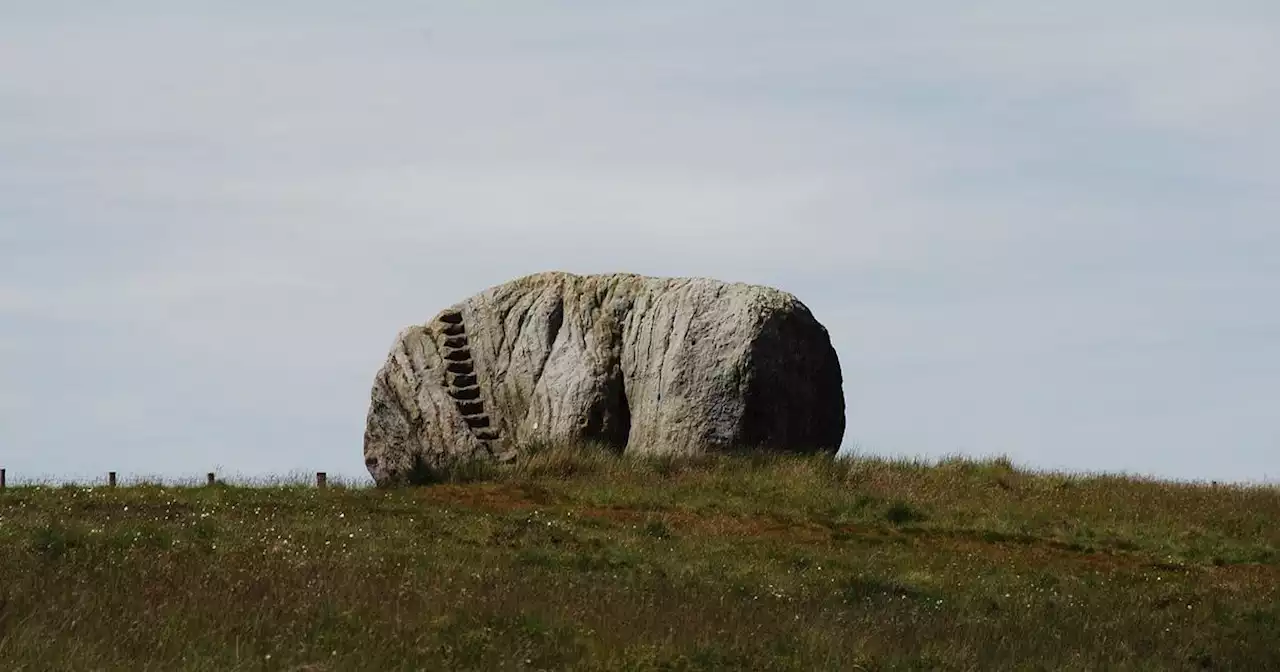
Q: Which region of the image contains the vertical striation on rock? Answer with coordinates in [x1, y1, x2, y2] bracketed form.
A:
[363, 271, 844, 486]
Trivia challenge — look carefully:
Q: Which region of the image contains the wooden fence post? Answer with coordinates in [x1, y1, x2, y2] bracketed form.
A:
[207, 472, 216, 486]
[316, 472, 327, 489]
[1, 468, 6, 490]
[109, 471, 117, 488]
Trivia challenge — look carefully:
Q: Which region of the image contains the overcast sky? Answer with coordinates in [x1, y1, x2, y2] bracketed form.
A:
[3, 2, 1279, 485]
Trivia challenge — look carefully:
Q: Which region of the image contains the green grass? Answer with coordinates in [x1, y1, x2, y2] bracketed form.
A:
[1, 444, 1278, 671]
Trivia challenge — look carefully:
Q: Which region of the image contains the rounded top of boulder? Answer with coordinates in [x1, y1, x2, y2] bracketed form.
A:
[468, 270, 812, 313]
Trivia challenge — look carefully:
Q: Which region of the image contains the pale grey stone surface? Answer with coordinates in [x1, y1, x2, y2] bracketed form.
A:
[364, 272, 845, 486]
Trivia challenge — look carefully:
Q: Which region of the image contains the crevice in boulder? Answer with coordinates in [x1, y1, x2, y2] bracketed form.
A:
[615, 373, 632, 452]
[530, 297, 566, 389]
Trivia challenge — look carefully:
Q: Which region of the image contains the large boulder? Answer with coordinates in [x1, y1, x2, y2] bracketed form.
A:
[363, 271, 844, 486]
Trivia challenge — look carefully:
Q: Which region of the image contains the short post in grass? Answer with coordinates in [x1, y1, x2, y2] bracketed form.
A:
[207, 472, 216, 486]
[109, 471, 117, 488]
[0, 468, 6, 490]
[316, 471, 327, 489]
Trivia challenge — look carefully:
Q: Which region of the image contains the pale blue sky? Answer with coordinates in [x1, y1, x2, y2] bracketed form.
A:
[3, 2, 1279, 484]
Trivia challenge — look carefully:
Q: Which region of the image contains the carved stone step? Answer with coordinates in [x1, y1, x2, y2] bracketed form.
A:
[464, 414, 491, 429]
[443, 348, 472, 362]
[455, 401, 484, 416]
[446, 361, 474, 375]
[438, 310, 463, 325]
[442, 323, 466, 337]
[474, 428, 500, 441]
[449, 385, 481, 401]
[443, 335, 469, 349]
[449, 373, 478, 388]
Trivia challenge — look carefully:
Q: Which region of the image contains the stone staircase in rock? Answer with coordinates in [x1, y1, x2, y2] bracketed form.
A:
[435, 309, 502, 455]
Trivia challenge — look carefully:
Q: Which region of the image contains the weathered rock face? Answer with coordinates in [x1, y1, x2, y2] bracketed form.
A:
[363, 272, 844, 486]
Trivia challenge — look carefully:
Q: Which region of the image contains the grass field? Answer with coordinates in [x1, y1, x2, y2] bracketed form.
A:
[2, 444, 1278, 671]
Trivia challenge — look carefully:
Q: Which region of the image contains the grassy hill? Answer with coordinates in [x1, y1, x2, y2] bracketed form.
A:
[2, 445, 1277, 671]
